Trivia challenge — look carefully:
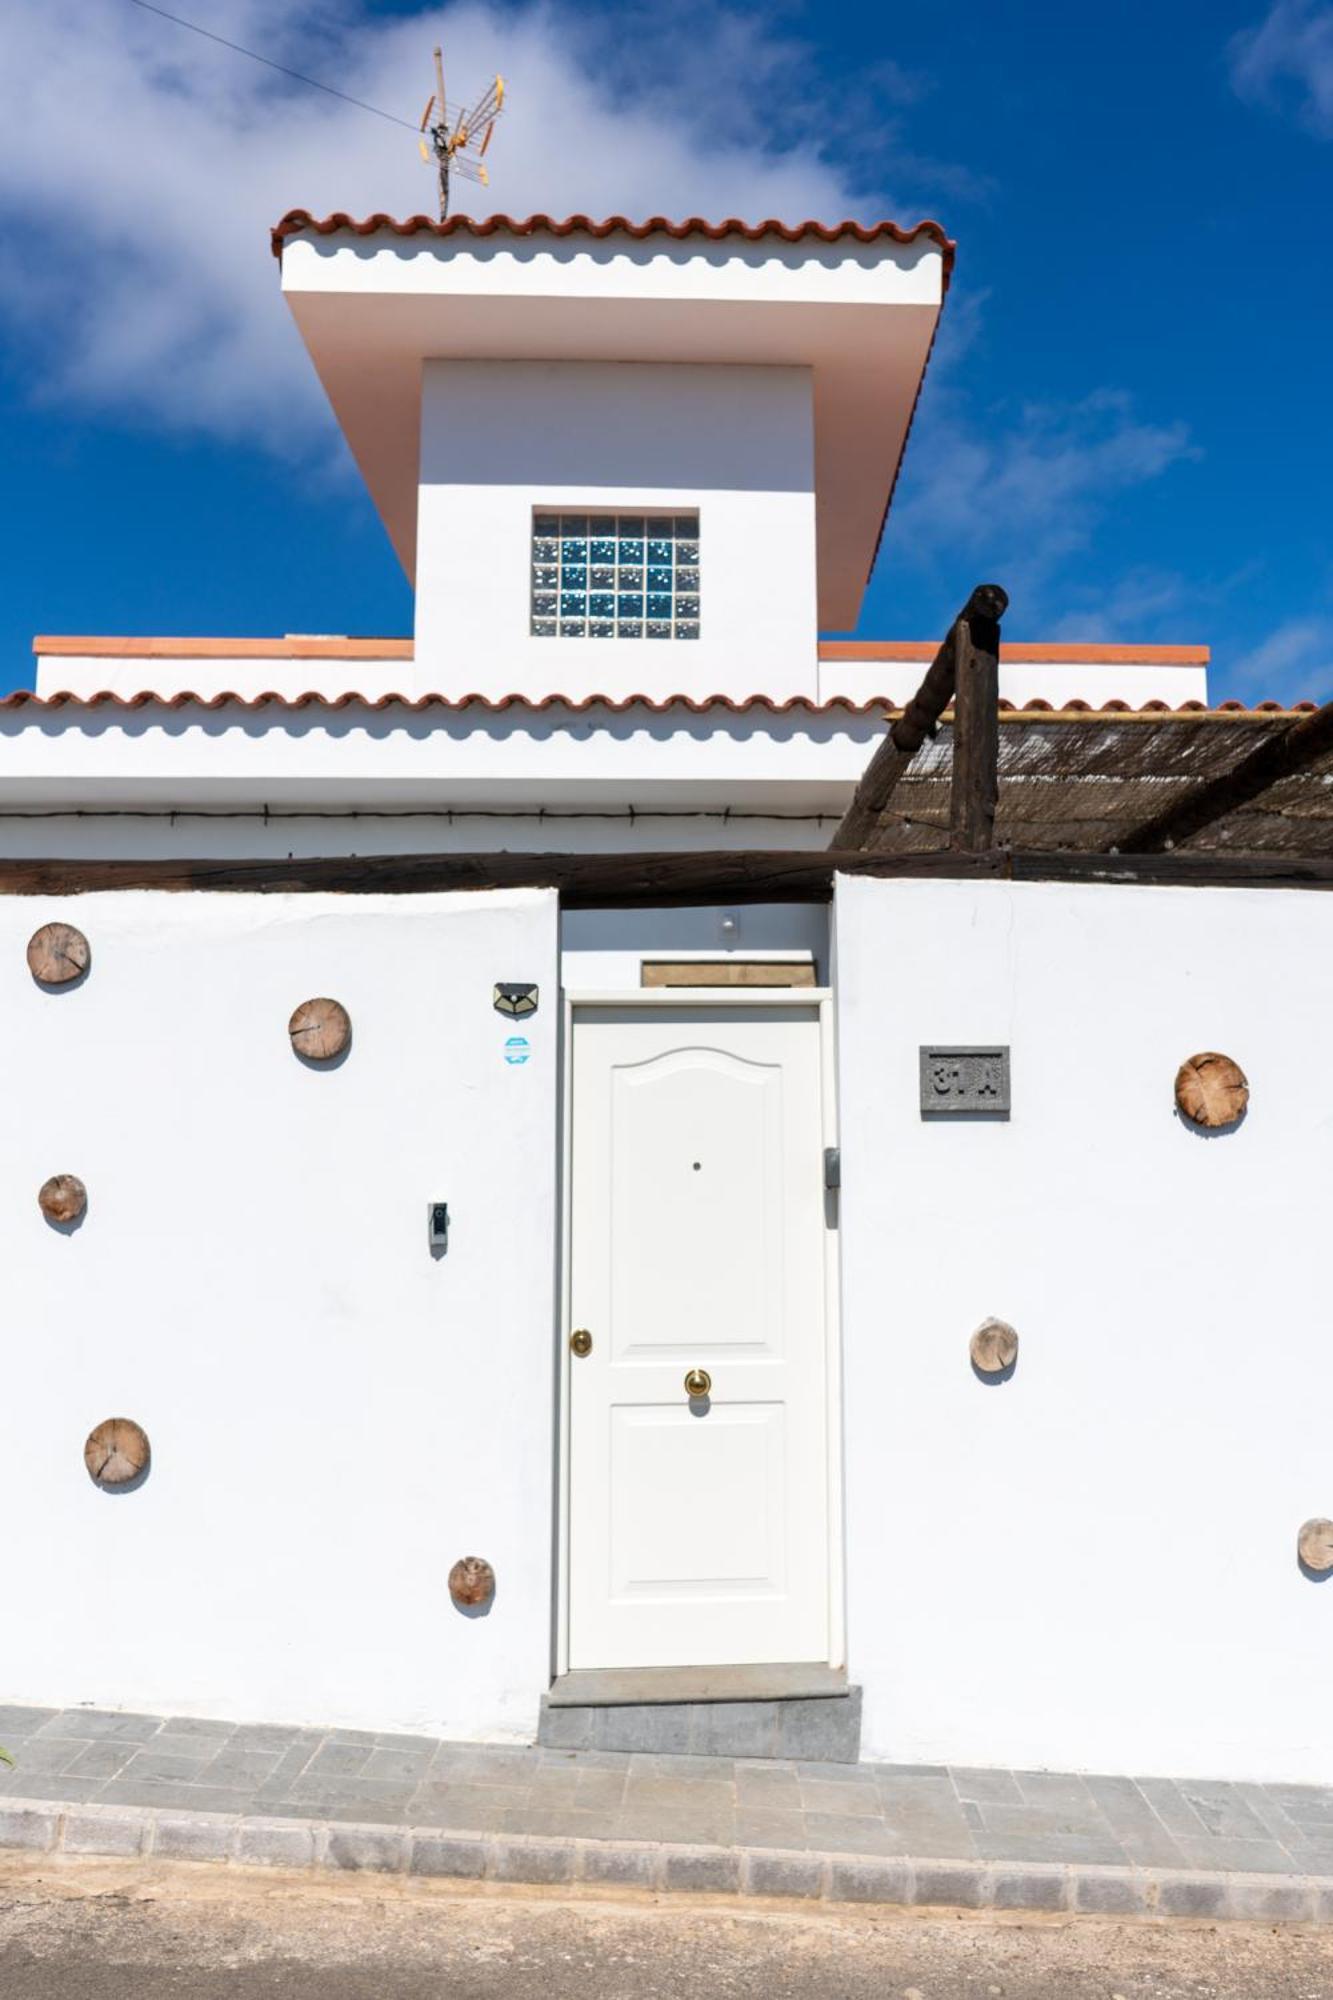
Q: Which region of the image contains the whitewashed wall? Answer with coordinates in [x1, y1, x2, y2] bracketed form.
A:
[0, 888, 558, 1741]
[835, 874, 1333, 1783]
[415, 360, 817, 702]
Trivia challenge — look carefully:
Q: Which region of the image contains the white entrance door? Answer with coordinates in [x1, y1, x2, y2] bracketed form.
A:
[567, 1003, 830, 1670]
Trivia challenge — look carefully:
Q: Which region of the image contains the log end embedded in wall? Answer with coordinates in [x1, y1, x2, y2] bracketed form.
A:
[970, 1317, 1019, 1379]
[84, 1418, 150, 1491]
[1175, 1052, 1248, 1130]
[27, 922, 90, 987]
[39, 1174, 87, 1226]
[1298, 1518, 1333, 1577]
[288, 997, 351, 1063]
[448, 1556, 495, 1612]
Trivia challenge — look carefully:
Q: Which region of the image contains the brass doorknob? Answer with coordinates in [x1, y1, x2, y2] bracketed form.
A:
[684, 1368, 712, 1399]
[570, 1329, 592, 1357]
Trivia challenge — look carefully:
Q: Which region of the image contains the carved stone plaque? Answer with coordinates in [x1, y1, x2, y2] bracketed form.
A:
[920, 1046, 1010, 1115]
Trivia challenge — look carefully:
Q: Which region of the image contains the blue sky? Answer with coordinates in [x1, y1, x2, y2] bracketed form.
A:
[1, 0, 1330, 699]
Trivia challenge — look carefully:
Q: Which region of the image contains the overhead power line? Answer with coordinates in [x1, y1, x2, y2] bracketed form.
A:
[125, 0, 419, 131]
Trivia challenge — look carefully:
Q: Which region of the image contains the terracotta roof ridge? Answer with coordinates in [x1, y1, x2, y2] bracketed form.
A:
[0, 689, 1315, 720]
[269, 210, 957, 287]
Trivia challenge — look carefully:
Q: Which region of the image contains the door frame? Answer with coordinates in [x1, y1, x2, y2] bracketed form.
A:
[555, 988, 845, 1679]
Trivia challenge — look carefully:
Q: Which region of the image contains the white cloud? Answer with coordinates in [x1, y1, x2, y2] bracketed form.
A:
[1225, 617, 1333, 700]
[888, 381, 1197, 619]
[1229, 0, 1333, 137]
[0, 0, 934, 448]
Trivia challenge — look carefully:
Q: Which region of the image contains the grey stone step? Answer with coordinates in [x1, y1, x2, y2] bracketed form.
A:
[538, 1684, 862, 1761]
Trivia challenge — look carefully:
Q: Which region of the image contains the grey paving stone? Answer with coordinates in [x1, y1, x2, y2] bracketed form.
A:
[278, 1777, 414, 1820]
[2, 1736, 88, 1775]
[625, 1775, 735, 1814]
[1265, 1783, 1333, 1824]
[578, 1842, 657, 1888]
[991, 1866, 1067, 1911]
[494, 1838, 576, 1885]
[616, 1806, 737, 1847]
[228, 1724, 308, 1753]
[160, 1717, 236, 1742]
[122, 1752, 227, 1785]
[0, 1806, 59, 1851]
[429, 1747, 539, 1785]
[1012, 1771, 1097, 1813]
[734, 1810, 810, 1850]
[0, 1775, 109, 1805]
[325, 1826, 409, 1872]
[1072, 1868, 1148, 1915]
[528, 1767, 627, 1812]
[979, 1829, 1131, 1868]
[326, 1729, 379, 1748]
[363, 1747, 435, 1785]
[1081, 1774, 1187, 1867]
[236, 1819, 319, 1868]
[950, 1766, 1023, 1806]
[521, 1808, 621, 1841]
[0, 1707, 57, 1737]
[592, 1706, 694, 1755]
[259, 1736, 322, 1792]
[1154, 1871, 1230, 1918]
[662, 1846, 742, 1894]
[411, 1788, 527, 1833]
[876, 1763, 949, 1779]
[799, 1777, 880, 1817]
[409, 1833, 489, 1878]
[537, 1703, 592, 1750]
[1176, 1779, 1272, 1841]
[97, 1779, 262, 1815]
[152, 1814, 237, 1862]
[878, 1806, 978, 1860]
[1171, 1833, 1302, 1874]
[201, 1747, 292, 1790]
[62, 1812, 146, 1857]
[299, 1741, 373, 1780]
[374, 1733, 442, 1753]
[735, 1765, 802, 1811]
[35, 1710, 161, 1743]
[1134, 1776, 1208, 1839]
[143, 1733, 227, 1763]
[912, 1861, 989, 1909]
[629, 1753, 738, 1780]
[973, 1800, 1129, 1862]
[744, 1851, 825, 1900]
[826, 1857, 912, 1904]
[803, 1813, 908, 1856]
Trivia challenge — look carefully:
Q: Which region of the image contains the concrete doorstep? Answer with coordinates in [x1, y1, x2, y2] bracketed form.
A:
[0, 1800, 1328, 1924]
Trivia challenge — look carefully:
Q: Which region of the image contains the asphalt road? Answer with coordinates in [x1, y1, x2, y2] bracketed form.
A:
[2, 1855, 1332, 1999]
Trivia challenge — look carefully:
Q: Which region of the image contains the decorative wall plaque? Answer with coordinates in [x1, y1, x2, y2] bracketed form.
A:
[288, 996, 351, 1062]
[970, 1317, 1019, 1376]
[39, 1174, 87, 1225]
[1175, 1052, 1248, 1130]
[920, 1046, 1010, 1115]
[448, 1556, 495, 1608]
[27, 922, 90, 986]
[1298, 1518, 1333, 1575]
[84, 1418, 150, 1489]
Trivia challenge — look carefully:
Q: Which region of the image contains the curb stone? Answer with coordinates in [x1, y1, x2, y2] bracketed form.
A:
[0, 1800, 1330, 1924]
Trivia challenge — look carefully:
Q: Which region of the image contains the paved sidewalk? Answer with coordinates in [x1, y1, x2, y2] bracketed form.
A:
[3, 1703, 1333, 1922]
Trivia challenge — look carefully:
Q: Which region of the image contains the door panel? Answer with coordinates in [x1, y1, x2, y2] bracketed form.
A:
[568, 1005, 829, 1669]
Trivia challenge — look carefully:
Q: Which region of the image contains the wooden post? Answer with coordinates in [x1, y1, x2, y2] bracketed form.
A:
[949, 599, 1003, 853]
[831, 584, 1007, 853]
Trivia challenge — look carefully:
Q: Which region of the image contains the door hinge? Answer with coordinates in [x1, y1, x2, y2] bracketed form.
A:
[823, 1146, 841, 1190]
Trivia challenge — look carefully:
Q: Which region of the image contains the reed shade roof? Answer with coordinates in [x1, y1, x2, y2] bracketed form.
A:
[859, 708, 1333, 857]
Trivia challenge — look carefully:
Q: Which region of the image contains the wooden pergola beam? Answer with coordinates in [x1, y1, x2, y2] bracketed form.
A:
[1120, 698, 1333, 853]
[0, 842, 1331, 905]
[830, 584, 1008, 852]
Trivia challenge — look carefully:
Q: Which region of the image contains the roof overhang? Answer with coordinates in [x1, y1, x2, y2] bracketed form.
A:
[274, 213, 953, 630]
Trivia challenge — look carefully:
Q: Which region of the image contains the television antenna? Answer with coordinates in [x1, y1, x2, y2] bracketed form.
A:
[419, 46, 505, 219]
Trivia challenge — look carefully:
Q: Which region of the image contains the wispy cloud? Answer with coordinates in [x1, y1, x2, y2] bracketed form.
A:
[0, 0, 964, 449]
[1229, 0, 1333, 137]
[887, 379, 1197, 623]
[1224, 616, 1333, 701]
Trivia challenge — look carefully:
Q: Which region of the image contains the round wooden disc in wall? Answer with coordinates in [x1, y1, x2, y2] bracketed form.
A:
[27, 922, 90, 986]
[1298, 1518, 1333, 1575]
[448, 1556, 495, 1608]
[39, 1174, 87, 1225]
[1175, 1052, 1249, 1129]
[288, 997, 351, 1062]
[84, 1418, 150, 1488]
[970, 1317, 1019, 1375]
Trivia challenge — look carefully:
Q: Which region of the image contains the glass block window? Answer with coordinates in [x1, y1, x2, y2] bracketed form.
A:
[531, 511, 700, 640]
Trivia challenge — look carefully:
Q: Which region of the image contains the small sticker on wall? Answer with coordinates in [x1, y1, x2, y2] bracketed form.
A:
[503, 1035, 531, 1066]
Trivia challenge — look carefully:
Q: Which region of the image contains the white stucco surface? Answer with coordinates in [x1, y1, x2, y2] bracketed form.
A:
[834, 874, 1333, 1783]
[415, 360, 818, 701]
[1, 888, 559, 1739]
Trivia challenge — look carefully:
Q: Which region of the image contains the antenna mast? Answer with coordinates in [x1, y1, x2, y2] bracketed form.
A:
[418, 46, 505, 222]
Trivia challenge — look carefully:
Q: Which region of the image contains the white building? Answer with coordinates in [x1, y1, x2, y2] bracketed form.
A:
[4, 211, 1330, 1787]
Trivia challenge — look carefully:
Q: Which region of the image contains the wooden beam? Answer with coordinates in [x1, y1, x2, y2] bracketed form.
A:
[830, 584, 1008, 852]
[0, 841, 1328, 905]
[1120, 698, 1333, 853]
[949, 607, 1001, 851]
